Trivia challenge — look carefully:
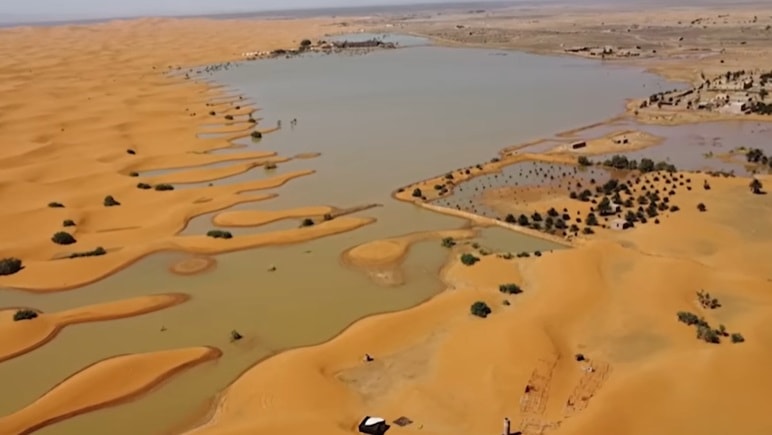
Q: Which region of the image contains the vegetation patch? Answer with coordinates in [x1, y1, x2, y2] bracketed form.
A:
[499, 283, 523, 295]
[68, 247, 107, 259]
[154, 184, 175, 191]
[52, 231, 77, 245]
[441, 237, 456, 248]
[470, 301, 492, 318]
[137, 183, 152, 190]
[104, 195, 121, 207]
[0, 258, 23, 276]
[13, 309, 38, 321]
[460, 253, 480, 266]
[48, 202, 65, 208]
[63, 219, 76, 227]
[206, 230, 233, 239]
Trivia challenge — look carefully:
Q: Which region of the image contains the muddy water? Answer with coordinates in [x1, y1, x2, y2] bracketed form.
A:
[0, 39, 683, 434]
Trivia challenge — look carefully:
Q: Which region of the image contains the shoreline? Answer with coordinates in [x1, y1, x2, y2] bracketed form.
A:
[183, 13, 772, 434]
[1, 10, 770, 434]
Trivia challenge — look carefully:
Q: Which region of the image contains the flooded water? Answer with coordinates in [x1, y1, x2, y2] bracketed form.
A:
[0, 37, 686, 434]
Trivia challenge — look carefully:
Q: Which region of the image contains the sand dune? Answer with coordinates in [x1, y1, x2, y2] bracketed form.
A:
[0, 346, 221, 435]
[0, 18, 367, 293]
[0, 293, 188, 363]
[189, 172, 772, 435]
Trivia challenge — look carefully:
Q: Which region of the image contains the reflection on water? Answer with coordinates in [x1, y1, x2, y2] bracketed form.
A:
[0, 38, 688, 435]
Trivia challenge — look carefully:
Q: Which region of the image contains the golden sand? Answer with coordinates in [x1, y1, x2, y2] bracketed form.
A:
[189, 172, 772, 435]
[0, 347, 221, 435]
[341, 228, 478, 287]
[0, 17, 365, 293]
[0, 294, 188, 363]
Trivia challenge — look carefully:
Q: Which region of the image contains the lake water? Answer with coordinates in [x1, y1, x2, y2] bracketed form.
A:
[1, 37, 685, 434]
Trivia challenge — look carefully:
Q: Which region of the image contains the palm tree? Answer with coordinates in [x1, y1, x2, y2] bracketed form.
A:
[750, 178, 764, 194]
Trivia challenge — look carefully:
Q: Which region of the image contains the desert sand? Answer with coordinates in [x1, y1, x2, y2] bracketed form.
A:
[2, 3, 772, 434]
[184, 4, 772, 435]
[0, 293, 188, 362]
[0, 17, 371, 292]
[189, 170, 772, 435]
[0, 346, 221, 435]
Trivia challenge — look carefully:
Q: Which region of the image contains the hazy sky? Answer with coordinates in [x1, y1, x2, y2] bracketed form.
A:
[1, 0, 478, 20]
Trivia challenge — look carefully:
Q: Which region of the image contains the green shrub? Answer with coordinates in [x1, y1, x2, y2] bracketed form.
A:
[697, 325, 720, 344]
[412, 188, 423, 198]
[300, 218, 315, 227]
[0, 258, 23, 276]
[470, 301, 492, 318]
[731, 333, 745, 343]
[104, 195, 121, 207]
[48, 202, 65, 208]
[676, 311, 701, 326]
[63, 219, 76, 227]
[52, 231, 77, 245]
[441, 237, 456, 248]
[224, 114, 234, 121]
[68, 247, 107, 259]
[499, 283, 523, 294]
[460, 253, 480, 266]
[206, 230, 233, 239]
[13, 309, 38, 321]
[137, 183, 152, 190]
[250, 130, 263, 139]
[578, 156, 592, 166]
[154, 184, 175, 191]
[129, 171, 139, 177]
[504, 214, 517, 224]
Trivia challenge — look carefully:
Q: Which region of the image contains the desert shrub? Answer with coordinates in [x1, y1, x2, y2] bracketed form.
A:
[731, 333, 745, 343]
[154, 184, 174, 191]
[126, 149, 136, 155]
[518, 214, 529, 226]
[265, 162, 278, 170]
[323, 213, 333, 221]
[531, 212, 543, 222]
[697, 203, 707, 212]
[206, 230, 233, 239]
[250, 130, 262, 139]
[63, 219, 76, 227]
[300, 218, 315, 227]
[224, 114, 234, 121]
[569, 191, 578, 199]
[582, 227, 595, 235]
[578, 156, 592, 166]
[534, 251, 542, 257]
[470, 301, 492, 318]
[412, 188, 423, 198]
[103, 195, 121, 207]
[460, 253, 480, 266]
[52, 231, 77, 245]
[129, 171, 139, 177]
[547, 207, 559, 217]
[0, 258, 23, 276]
[68, 247, 107, 259]
[48, 202, 65, 208]
[137, 183, 152, 190]
[300, 39, 313, 47]
[586, 213, 599, 226]
[677, 311, 701, 326]
[13, 309, 38, 321]
[499, 283, 523, 294]
[669, 205, 680, 212]
[697, 325, 720, 344]
[505, 214, 517, 224]
[441, 237, 456, 248]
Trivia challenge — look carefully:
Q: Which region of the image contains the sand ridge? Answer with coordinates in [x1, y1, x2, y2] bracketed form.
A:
[0, 293, 188, 363]
[0, 346, 221, 435]
[0, 17, 375, 293]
